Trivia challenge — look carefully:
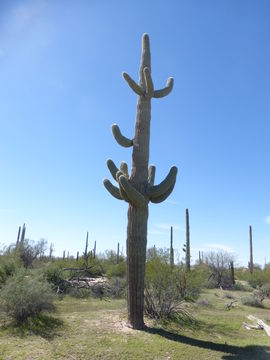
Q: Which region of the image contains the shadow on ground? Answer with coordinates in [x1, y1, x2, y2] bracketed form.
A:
[145, 326, 270, 360]
[2, 314, 63, 340]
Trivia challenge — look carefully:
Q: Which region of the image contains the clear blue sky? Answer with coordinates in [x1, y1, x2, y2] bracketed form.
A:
[0, 0, 269, 266]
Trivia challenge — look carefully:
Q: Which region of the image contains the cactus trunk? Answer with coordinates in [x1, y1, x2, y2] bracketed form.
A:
[127, 205, 148, 328]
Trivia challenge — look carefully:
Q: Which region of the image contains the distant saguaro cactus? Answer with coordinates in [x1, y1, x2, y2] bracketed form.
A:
[230, 261, 235, 285]
[117, 242, 120, 264]
[16, 226, 21, 247]
[104, 34, 177, 329]
[20, 223, 26, 244]
[93, 240, 96, 259]
[84, 232, 89, 266]
[249, 225, 253, 274]
[185, 208, 190, 271]
[170, 226, 174, 267]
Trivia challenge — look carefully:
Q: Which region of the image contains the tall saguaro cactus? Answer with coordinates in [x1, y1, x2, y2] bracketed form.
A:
[104, 34, 177, 329]
[249, 225, 253, 274]
[170, 226, 174, 267]
[185, 208, 190, 271]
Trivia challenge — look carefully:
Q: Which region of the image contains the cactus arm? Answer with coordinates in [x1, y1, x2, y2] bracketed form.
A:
[116, 170, 129, 202]
[103, 179, 122, 200]
[148, 165, 156, 186]
[120, 161, 129, 178]
[143, 67, 154, 98]
[150, 178, 176, 203]
[147, 166, 178, 198]
[122, 72, 144, 96]
[153, 77, 174, 98]
[112, 124, 133, 148]
[106, 159, 119, 181]
[118, 175, 145, 207]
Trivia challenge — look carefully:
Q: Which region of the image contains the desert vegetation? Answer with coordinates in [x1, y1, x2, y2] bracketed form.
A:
[1, 231, 270, 359]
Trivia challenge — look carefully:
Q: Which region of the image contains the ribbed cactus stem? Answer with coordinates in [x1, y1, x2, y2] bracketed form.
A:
[93, 240, 96, 259]
[186, 208, 190, 271]
[249, 225, 253, 274]
[63, 250, 65, 260]
[170, 226, 174, 267]
[104, 34, 177, 329]
[199, 251, 201, 265]
[16, 226, 21, 247]
[76, 251, 79, 262]
[20, 223, 26, 244]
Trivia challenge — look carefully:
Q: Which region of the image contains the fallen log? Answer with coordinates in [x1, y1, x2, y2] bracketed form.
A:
[243, 315, 270, 336]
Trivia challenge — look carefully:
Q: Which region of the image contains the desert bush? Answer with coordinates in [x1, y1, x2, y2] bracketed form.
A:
[144, 252, 193, 320]
[196, 298, 212, 307]
[42, 263, 69, 293]
[241, 294, 264, 308]
[247, 269, 270, 288]
[0, 256, 20, 285]
[68, 287, 91, 299]
[106, 262, 126, 278]
[231, 281, 250, 291]
[107, 277, 126, 298]
[255, 283, 270, 302]
[205, 251, 235, 289]
[0, 271, 55, 322]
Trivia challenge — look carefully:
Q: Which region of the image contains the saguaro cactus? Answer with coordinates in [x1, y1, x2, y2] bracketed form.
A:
[249, 225, 253, 274]
[104, 34, 177, 329]
[170, 226, 174, 267]
[185, 208, 190, 271]
[117, 242, 120, 264]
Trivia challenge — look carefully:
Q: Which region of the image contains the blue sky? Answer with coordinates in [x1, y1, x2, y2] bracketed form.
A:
[0, 0, 269, 266]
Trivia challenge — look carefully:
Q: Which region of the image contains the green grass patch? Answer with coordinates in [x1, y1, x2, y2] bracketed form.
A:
[1, 290, 270, 359]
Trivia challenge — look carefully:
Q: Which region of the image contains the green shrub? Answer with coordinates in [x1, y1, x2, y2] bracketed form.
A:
[0, 271, 55, 322]
[42, 263, 68, 293]
[144, 253, 194, 320]
[106, 262, 126, 278]
[0, 256, 20, 285]
[241, 294, 264, 308]
[255, 283, 270, 302]
[68, 287, 91, 299]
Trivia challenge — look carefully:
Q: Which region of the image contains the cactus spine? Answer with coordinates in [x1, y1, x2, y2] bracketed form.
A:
[170, 226, 174, 267]
[249, 225, 253, 274]
[185, 208, 190, 271]
[104, 34, 177, 329]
